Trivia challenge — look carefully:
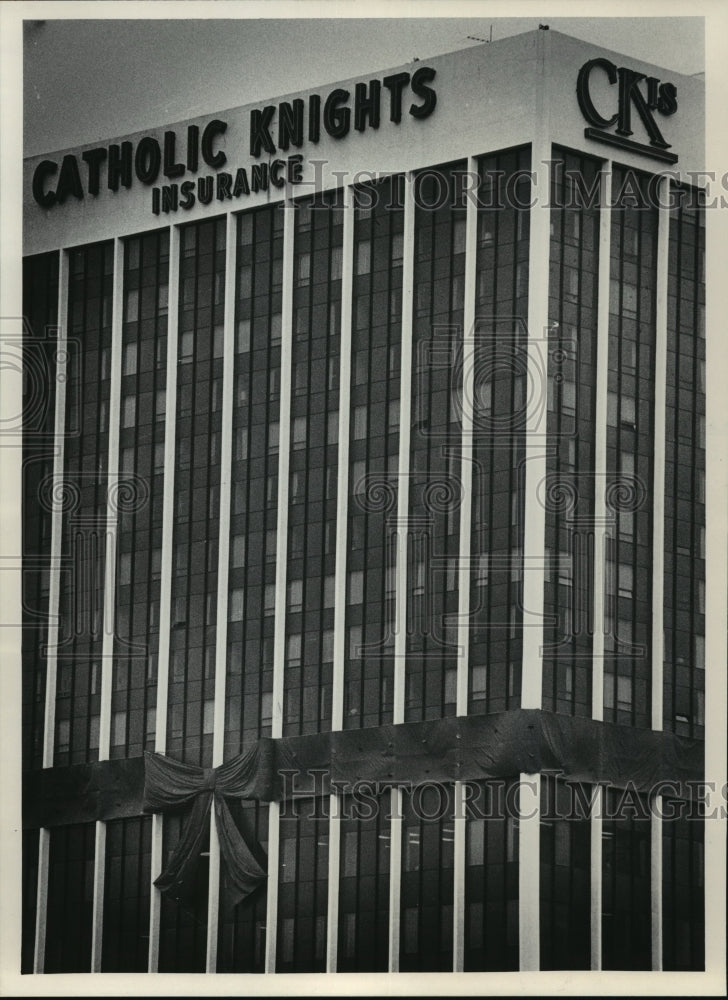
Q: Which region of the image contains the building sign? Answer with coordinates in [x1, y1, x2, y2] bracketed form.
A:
[30, 67, 437, 214]
[576, 58, 678, 164]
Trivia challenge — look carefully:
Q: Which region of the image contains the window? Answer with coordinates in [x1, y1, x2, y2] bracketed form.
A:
[268, 422, 280, 454]
[558, 551, 572, 587]
[111, 710, 127, 747]
[322, 630, 334, 662]
[292, 416, 307, 450]
[231, 535, 246, 568]
[122, 395, 136, 428]
[236, 319, 251, 354]
[235, 428, 248, 461]
[264, 583, 276, 615]
[356, 239, 371, 275]
[290, 470, 303, 503]
[288, 579, 303, 613]
[617, 675, 632, 712]
[618, 563, 633, 598]
[179, 330, 194, 363]
[475, 553, 489, 587]
[230, 588, 245, 621]
[349, 625, 362, 659]
[353, 405, 367, 440]
[621, 396, 636, 428]
[123, 342, 137, 376]
[295, 363, 308, 395]
[323, 575, 335, 608]
[561, 380, 576, 418]
[351, 459, 366, 494]
[327, 411, 339, 445]
[56, 718, 70, 753]
[348, 570, 364, 604]
[413, 560, 425, 597]
[155, 389, 166, 420]
[119, 551, 132, 586]
[353, 352, 367, 386]
[287, 633, 302, 667]
[290, 524, 305, 559]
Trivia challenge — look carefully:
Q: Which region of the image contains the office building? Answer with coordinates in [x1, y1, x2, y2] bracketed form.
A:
[21, 28, 707, 975]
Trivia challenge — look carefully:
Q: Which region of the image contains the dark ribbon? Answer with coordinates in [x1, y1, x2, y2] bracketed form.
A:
[142, 711, 704, 907]
[143, 748, 271, 907]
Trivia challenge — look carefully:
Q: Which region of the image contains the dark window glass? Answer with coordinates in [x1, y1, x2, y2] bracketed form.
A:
[662, 798, 704, 970]
[337, 791, 391, 971]
[158, 810, 208, 971]
[217, 801, 269, 971]
[112, 230, 169, 760]
[22, 251, 59, 773]
[539, 775, 590, 969]
[464, 779, 519, 970]
[601, 787, 650, 969]
[167, 217, 226, 766]
[406, 162, 467, 722]
[400, 783, 455, 971]
[45, 822, 95, 972]
[602, 168, 657, 729]
[276, 796, 329, 972]
[663, 186, 705, 740]
[344, 176, 403, 730]
[468, 147, 531, 715]
[55, 241, 114, 766]
[225, 204, 284, 758]
[101, 815, 152, 971]
[542, 149, 601, 716]
[283, 190, 343, 736]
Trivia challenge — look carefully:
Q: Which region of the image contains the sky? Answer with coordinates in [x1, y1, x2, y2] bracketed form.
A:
[21, 9, 706, 156]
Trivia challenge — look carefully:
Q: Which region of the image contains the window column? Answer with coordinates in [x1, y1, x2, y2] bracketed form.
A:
[453, 155, 479, 972]
[326, 184, 354, 971]
[591, 161, 612, 969]
[206, 211, 238, 971]
[264, 197, 295, 973]
[91, 237, 125, 970]
[148, 223, 179, 972]
[33, 247, 68, 973]
[389, 170, 415, 972]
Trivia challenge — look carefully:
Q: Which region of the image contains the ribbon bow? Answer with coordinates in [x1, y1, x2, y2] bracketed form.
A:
[143, 746, 273, 907]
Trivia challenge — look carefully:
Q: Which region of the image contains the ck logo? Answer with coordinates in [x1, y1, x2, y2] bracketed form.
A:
[576, 58, 679, 164]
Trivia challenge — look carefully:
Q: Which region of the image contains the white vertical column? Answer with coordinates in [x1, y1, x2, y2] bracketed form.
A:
[650, 175, 670, 971]
[90, 236, 124, 971]
[205, 211, 238, 973]
[592, 164, 612, 723]
[519, 35, 550, 966]
[331, 183, 354, 735]
[520, 39, 552, 710]
[650, 793, 663, 970]
[264, 196, 295, 974]
[651, 175, 670, 733]
[453, 155, 479, 973]
[34, 247, 69, 974]
[388, 170, 415, 972]
[590, 163, 612, 971]
[590, 784, 603, 970]
[326, 184, 354, 973]
[393, 170, 415, 723]
[148, 223, 179, 973]
[518, 772, 540, 971]
[388, 786, 403, 973]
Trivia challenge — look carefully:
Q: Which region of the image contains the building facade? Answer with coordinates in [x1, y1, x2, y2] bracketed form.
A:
[21, 29, 708, 976]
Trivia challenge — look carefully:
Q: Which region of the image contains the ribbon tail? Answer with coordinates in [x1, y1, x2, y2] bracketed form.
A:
[154, 792, 213, 906]
[215, 795, 267, 908]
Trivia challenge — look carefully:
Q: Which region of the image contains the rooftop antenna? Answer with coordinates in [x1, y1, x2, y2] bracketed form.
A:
[466, 25, 493, 44]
